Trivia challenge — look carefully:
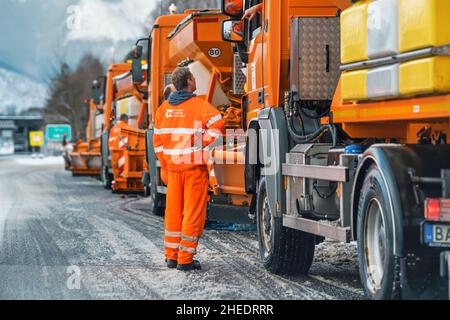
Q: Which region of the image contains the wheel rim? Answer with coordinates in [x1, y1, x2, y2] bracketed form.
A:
[259, 190, 274, 257]
[364, 198, 387, 293]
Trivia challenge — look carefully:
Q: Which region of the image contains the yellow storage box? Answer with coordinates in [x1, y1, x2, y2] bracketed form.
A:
[341, 70, 368, 101]
[399, 57, 450, 96]
[398, 0, 450, 53]
[341, 1, 371, 64]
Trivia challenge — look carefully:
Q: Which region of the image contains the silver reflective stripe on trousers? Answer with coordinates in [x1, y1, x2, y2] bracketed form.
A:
[179, 245, 197, 255]
[165, 242, 180, 249]
[165, 230, 182, 237]
[182, 235, 199, 243]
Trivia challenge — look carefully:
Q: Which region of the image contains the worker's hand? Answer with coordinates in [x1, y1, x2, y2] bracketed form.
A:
[242, 4, 260, 21]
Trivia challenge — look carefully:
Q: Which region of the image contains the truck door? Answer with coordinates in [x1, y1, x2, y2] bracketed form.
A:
[246, 0, 265, 114]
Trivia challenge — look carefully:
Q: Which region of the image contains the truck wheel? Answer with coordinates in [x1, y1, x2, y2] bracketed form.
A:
[149, 172, 165, 216]
[150, 191, 165, 216]
[102, 166, 112, 190]
[143, 185, 150, 197]
[357, 164, 401, 300]
[257, 177, 315, 275]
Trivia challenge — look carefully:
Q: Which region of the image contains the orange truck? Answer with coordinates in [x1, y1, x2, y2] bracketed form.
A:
[70, 81, 104, 177]
[99, 63, 148, 193]
[216, 0, 450, 299]
[131, 10, 251, 221]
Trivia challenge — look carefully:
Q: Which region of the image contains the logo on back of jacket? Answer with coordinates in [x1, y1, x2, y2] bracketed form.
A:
[166, 109, 186, 119]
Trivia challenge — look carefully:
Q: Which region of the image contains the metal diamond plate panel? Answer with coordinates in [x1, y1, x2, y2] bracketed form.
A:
[295, 17, 341, 101]
[233, 54, 246, 95]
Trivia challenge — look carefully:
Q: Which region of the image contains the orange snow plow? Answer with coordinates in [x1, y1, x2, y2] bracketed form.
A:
[70, 84, 104, 177]
[100, 63, 148, 193]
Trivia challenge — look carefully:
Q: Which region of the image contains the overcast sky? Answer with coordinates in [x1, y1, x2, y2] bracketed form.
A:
[0, 0, 156, 82]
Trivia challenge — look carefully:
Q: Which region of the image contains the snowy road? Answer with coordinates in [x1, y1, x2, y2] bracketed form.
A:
[0, 155, 364, 300]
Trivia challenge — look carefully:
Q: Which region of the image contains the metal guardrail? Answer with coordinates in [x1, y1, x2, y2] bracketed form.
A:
[0, 115, 43, 120]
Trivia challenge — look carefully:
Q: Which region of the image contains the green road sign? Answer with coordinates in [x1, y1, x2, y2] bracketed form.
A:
[46, 124, 72, 142]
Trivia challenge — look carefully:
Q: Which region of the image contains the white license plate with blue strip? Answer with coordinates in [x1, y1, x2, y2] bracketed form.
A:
[424, 223, 450, 246]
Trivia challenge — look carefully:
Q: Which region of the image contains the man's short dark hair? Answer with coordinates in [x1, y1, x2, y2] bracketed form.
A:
[120, 114, 129, 122]
[164, 85, 173, 100]
[171, 67, 192, 91]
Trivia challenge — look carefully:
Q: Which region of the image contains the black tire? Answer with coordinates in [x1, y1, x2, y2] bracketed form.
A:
[101, 166, 113, 190]
[149, 170, 165, 216]
[150, 190, 165, 216]
[143, 184, 151, 197]
[256, 177, 315, 275]
[357, 164, 401, 300]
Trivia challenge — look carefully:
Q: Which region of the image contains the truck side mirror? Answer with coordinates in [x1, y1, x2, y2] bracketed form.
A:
[222, 19, 244, 43]
[91, 80, 101, 105]
[131, 45, 143, 84]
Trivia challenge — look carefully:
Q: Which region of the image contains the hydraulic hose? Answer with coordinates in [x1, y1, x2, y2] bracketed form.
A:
[287, 115, 330, 144]
[285, 92, 331, 145]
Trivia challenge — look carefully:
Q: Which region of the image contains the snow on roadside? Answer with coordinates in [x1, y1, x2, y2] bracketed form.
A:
[14, 156, 64, 166]
[0, 67, 47, 114]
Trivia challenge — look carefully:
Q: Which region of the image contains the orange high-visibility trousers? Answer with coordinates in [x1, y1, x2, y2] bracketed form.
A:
[164, 166, 208, 265]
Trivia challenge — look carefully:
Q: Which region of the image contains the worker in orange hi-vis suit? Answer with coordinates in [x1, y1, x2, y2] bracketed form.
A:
[108, 114, 130, 150]
[224, 0, 263, 19]
[224, 0, 243, 15]
[242, 2, 263, 20]
[153, 67, 225, 271]
[108, 114, 130, 178]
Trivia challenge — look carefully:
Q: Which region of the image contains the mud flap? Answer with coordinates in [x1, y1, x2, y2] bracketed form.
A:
[146, 129, 158, 195]
[101, 130, 110, 169]
[257, 107, 289, 218]
[440, 252, 450, 299]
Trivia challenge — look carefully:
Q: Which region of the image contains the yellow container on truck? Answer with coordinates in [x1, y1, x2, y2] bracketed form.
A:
[366, 64, 399, 99]
[399, 56, 450, 96]
[398, 0, 450, 53]
[341, 69, 368, 101]
[366, 0, 398, 59]
[340, 0, 371, 64]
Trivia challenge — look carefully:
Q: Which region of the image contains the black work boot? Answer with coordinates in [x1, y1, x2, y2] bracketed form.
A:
[177, 260, 202, 271]
[166, 259, 178, 269]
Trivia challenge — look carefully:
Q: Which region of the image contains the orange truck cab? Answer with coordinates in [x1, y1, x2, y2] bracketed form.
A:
[219, 0, 450, 299]
[100, 63, 148, 193]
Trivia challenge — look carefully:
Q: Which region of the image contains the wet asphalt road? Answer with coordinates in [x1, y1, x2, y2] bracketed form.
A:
[0, 155, 364, 300]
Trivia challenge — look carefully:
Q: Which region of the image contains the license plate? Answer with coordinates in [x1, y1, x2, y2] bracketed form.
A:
[424, 223, 450, 246]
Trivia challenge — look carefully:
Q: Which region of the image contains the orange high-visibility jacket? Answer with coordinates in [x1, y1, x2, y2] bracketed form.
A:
[108, 121, 130, 150]
[153, 97, 225, 172]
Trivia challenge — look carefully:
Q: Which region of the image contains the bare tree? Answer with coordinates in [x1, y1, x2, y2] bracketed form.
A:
[44, 54, 104, 141]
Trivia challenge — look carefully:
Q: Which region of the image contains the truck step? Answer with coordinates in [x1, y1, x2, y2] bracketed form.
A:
[282, 163, 348, 182]
[283, 215, 351, 243]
